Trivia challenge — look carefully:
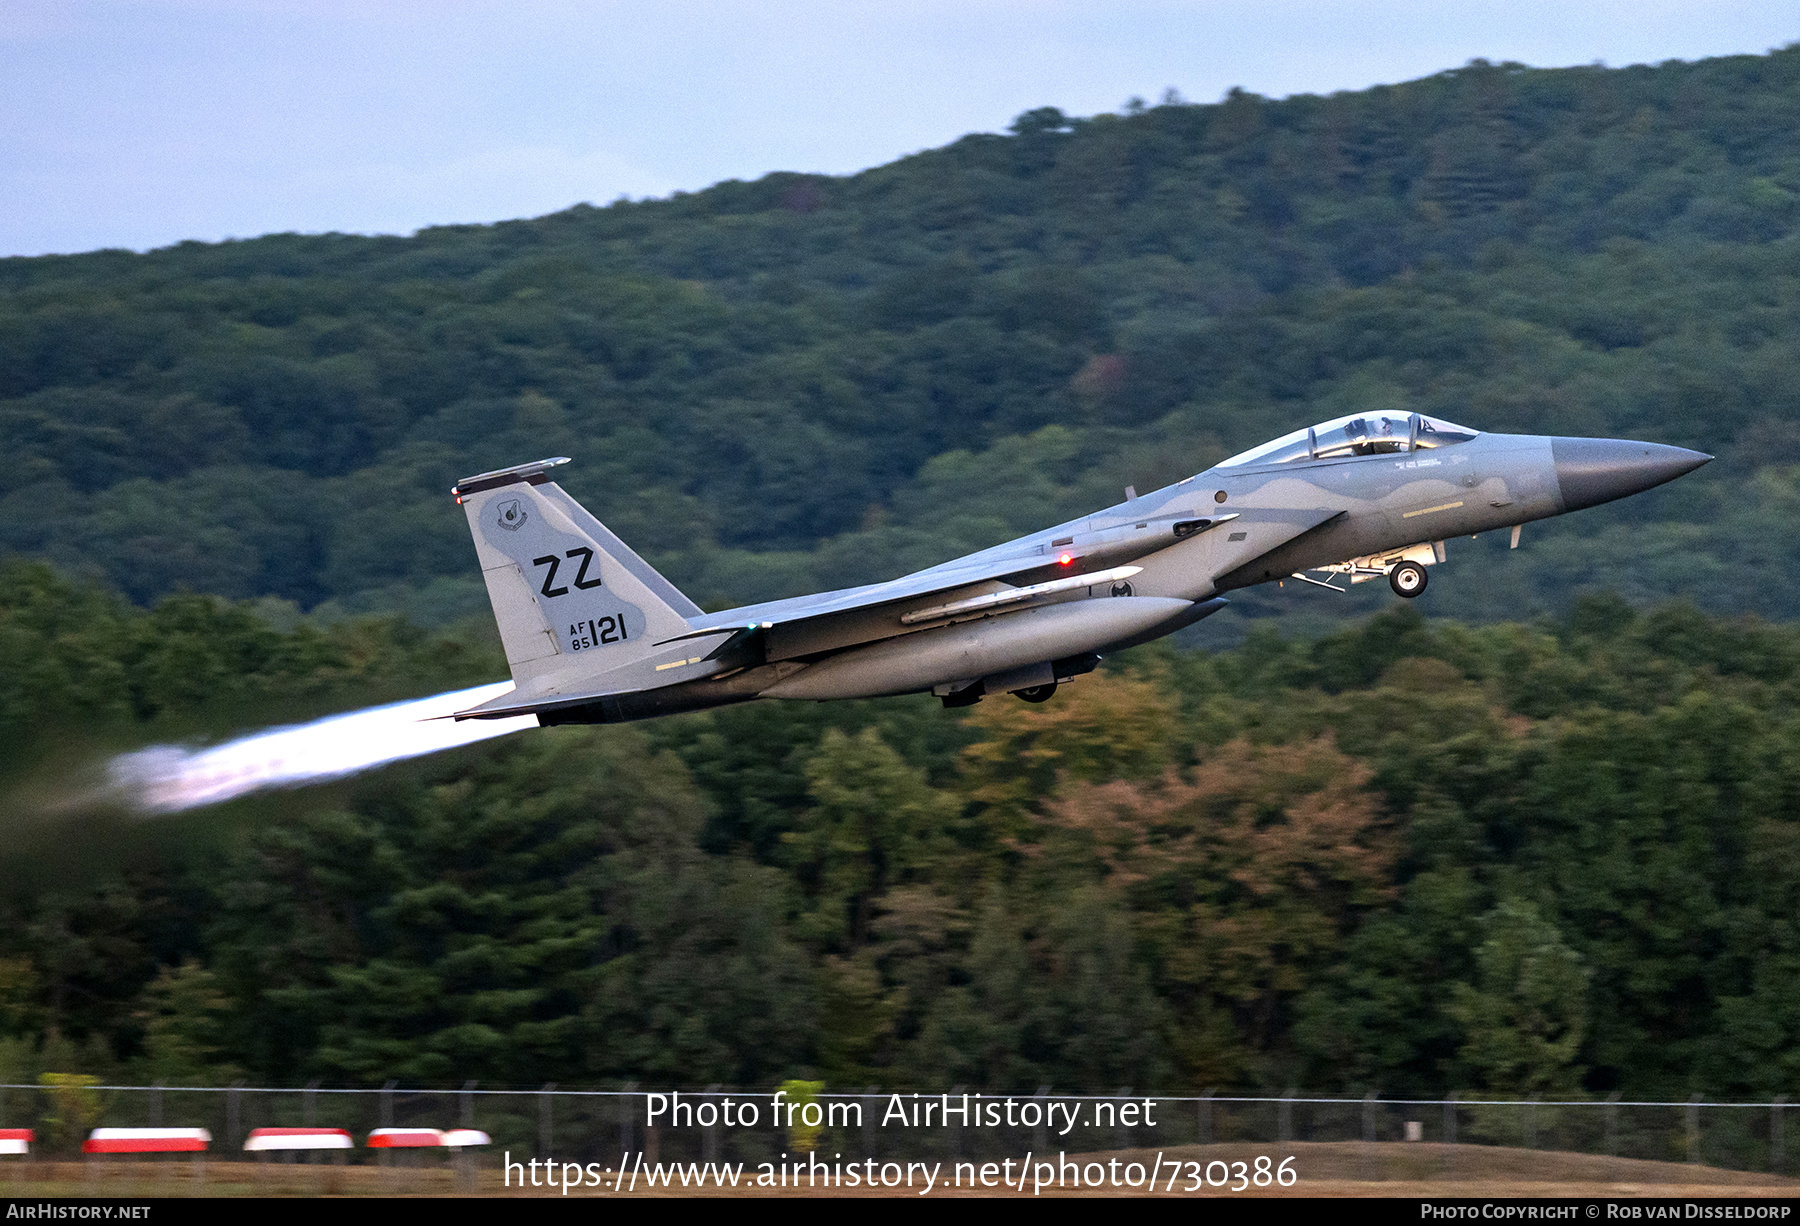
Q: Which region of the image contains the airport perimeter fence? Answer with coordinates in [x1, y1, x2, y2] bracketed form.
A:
[0, 1083, 1795, 1178]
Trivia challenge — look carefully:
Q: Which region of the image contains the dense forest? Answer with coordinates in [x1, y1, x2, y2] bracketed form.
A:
[2, 563, 1797, 1100]
[5, 48, 1800, 1098]
[4, 49, 1800, 634]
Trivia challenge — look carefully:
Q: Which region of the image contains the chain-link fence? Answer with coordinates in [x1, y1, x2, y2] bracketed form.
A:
[0, 1084, 1794, 1193]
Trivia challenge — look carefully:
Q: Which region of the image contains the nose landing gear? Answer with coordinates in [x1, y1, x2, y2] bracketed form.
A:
[1388, 561, 1428, 598]
[1291, 544, 1440, 599]
[1014, 683, 1058, 703]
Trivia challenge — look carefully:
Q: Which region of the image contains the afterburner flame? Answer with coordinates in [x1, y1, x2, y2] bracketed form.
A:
[108, 683, 536, 813]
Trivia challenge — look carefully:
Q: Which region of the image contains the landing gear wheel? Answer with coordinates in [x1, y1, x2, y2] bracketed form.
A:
[1389, 561, 1428, 598]
[1015, 683, 1058, 703]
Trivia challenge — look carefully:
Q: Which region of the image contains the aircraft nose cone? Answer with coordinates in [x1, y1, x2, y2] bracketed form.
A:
[1552, 438, 1712, 513]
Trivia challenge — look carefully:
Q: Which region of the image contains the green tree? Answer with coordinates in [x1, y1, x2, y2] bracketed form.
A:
[131, 960, 240, 1084]
[1448, 899, 1591, 1095]
[786, 727, 960, 949]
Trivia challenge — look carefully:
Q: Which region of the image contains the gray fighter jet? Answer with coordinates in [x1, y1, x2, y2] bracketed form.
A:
[450, 413, 1708, 722]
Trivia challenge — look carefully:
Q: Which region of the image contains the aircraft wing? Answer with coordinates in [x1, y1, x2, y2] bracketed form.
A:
[671, 504, 1263, 637]
[678, 555, 1066, 635]
[451, 504, 1344, 722]
[446, 545, 1094, 720]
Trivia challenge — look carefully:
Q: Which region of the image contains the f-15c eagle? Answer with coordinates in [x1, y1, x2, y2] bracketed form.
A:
[450, 414, 1708, 724]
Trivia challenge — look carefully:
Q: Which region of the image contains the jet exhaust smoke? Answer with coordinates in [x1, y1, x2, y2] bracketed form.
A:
[107, 683, 536, 814]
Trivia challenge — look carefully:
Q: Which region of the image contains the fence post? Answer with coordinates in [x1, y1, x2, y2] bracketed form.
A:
[456, 1081, 478, 1192]
[227, 1081, 244, 1153]
[1443, 1093, 1457, 1146]
[539, 1083, 556, 1160]
[1200, 1090, 1214, 1146]
[1605, 1091, 1620, 1158]
[378, 1081, 396, 1170]
[1115, 1087, 1132, 1151]
[1773, 1095, 1787, 1174]
[950, 1086, 966, 1162]
[1359, 1089, 1378, 1184]
[1034, 1087, 1049, 1154]
[705, 1085, 723, 1163]
[1525, 1094, 1538, 1150]
[621, 1082, 637, 1157]
[866, 1087, 880, 1158]
[299, 1079, 319, 1178]
[149, 1084, 166, 1199]
[1279, 1088, 1294, 1143]
[1687, 1093, 1701, 1166]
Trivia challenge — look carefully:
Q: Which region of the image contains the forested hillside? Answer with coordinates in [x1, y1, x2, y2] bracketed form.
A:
[5, 49, 1800, 1101]
[5, 50, 1800, 630]
[2, 564, 1797, 1099]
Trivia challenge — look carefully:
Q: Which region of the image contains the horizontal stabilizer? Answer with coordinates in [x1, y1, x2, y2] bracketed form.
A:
[453, 686, 600, 721]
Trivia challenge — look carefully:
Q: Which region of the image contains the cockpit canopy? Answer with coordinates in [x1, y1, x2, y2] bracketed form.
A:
[1219, 412, 1480, 468]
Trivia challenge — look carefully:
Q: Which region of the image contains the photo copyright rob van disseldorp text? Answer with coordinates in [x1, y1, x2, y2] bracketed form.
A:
[504, 1090, 1300, 1194]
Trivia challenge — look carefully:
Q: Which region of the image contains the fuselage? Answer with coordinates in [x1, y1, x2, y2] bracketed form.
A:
[537, 425, 1706, 722]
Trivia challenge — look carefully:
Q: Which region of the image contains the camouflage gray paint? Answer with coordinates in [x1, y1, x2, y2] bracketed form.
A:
[450, 415, 1708, 724]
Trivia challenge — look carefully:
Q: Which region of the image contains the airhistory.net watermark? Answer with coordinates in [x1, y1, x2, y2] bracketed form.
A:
[645, 1089, 1155, 1135]
[504, 1150, 1297, 1194]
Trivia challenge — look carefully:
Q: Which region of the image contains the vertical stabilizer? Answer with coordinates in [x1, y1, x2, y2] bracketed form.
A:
[453, 458, 695, 691]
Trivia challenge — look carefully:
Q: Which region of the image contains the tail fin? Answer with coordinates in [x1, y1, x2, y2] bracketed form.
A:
[453, 458, 697, 689]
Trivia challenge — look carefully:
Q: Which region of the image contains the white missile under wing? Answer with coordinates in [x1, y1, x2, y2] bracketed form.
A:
[447, 457, 1342, 723]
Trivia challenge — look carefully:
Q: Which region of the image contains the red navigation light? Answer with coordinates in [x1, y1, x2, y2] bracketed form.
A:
[1058, 553, 1073, 565]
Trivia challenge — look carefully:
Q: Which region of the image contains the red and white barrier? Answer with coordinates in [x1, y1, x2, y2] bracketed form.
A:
[442, 1129, 491, 1148]
[244, 1127, 353, 1152]
[366, 1128, 443, 1148]
[83, 1128, 210, 1154]
[0, 1129, 31, 1155]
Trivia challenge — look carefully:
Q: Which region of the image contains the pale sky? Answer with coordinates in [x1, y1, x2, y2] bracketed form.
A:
[3, 1, 1796, 257]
